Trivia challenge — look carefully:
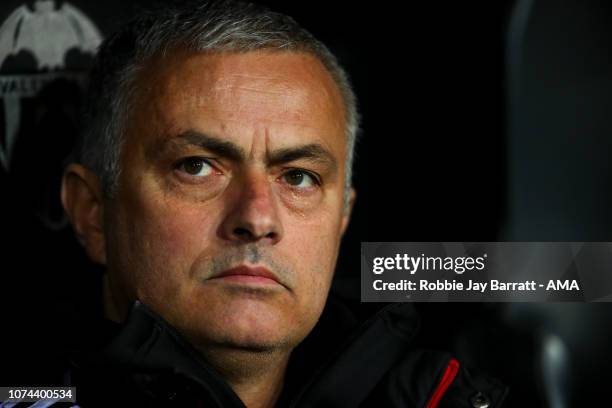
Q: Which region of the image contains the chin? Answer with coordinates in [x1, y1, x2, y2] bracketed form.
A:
[222, 332, 288, 352]
[186, 310, 304, 353]
[220, 314, 297, 350]
[164, 290, 314, 352]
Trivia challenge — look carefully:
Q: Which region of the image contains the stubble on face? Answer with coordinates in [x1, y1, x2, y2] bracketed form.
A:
[103, 49, 350, 356]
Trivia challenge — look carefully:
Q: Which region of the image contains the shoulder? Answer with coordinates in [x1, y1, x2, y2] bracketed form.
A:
[363, 349, 508, 408]
[293, 301, 508, 407]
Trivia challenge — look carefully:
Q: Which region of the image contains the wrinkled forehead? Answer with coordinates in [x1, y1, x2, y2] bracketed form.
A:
[128, 49, 347, 143]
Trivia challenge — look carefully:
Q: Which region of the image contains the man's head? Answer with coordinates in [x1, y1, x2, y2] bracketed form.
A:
[61, 0, 358, 356]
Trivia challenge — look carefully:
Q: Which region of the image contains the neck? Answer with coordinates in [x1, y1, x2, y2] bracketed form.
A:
[199, 346, 291, 408]
[102, 273, 129, 322]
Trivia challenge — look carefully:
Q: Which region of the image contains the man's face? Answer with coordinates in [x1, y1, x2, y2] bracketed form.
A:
[103, 50, 353, 352]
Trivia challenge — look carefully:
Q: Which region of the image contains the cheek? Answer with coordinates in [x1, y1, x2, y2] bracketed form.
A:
[284, 213, 342, 319]
[117, 195, 216, 300]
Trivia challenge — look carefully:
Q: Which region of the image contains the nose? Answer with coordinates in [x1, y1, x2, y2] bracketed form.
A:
[218, 171, 283, 245]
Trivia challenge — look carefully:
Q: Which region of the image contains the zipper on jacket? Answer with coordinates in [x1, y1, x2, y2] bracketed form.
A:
[425, 357, 460, 408]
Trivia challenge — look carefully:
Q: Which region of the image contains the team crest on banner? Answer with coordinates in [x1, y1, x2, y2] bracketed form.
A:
[0, 0, 102, 171]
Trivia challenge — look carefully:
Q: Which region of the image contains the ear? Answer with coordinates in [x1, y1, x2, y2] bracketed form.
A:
[340, 187, 356, 237]
[61, 163, 107, 264]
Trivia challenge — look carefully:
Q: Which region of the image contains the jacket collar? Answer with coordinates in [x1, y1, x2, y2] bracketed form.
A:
[74, 296, 419, 407]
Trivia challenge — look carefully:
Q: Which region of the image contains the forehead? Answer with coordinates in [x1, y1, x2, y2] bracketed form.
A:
[128, 49, 346, 147]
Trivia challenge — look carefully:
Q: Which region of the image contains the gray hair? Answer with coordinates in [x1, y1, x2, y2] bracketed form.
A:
[76, 0, 360, 208]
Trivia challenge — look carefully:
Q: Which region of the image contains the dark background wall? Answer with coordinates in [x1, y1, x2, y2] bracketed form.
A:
[1, 1, 611, 407]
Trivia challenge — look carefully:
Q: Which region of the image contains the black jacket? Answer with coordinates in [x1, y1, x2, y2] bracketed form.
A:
[65, 297, 508, 407]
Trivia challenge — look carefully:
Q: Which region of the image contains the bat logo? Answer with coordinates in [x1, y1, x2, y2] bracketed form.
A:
[0, 1, 102, 230]
[0, 0, 102, 70]
[0, 0, 102, 172]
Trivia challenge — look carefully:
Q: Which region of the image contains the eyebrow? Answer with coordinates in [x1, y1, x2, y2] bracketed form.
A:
[162, 130, 338, 171]
[169, 130, 244, 161]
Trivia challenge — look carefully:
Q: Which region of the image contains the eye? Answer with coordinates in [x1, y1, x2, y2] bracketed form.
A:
[282, 169, 319, 189]
[176, 157, 214, 177]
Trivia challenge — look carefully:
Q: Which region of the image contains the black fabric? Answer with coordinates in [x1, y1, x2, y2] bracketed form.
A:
[70, 302, 245, 407]
[60, 296, 508, 407]
[362, 350, 509, 408]
[438, 359, 509, 408]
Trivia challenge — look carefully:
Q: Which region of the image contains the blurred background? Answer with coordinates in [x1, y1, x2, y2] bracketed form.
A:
[1, 0, 612, 406]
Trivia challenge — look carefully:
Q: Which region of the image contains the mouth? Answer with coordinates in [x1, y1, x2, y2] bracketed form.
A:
[209, 265, 282, 286]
